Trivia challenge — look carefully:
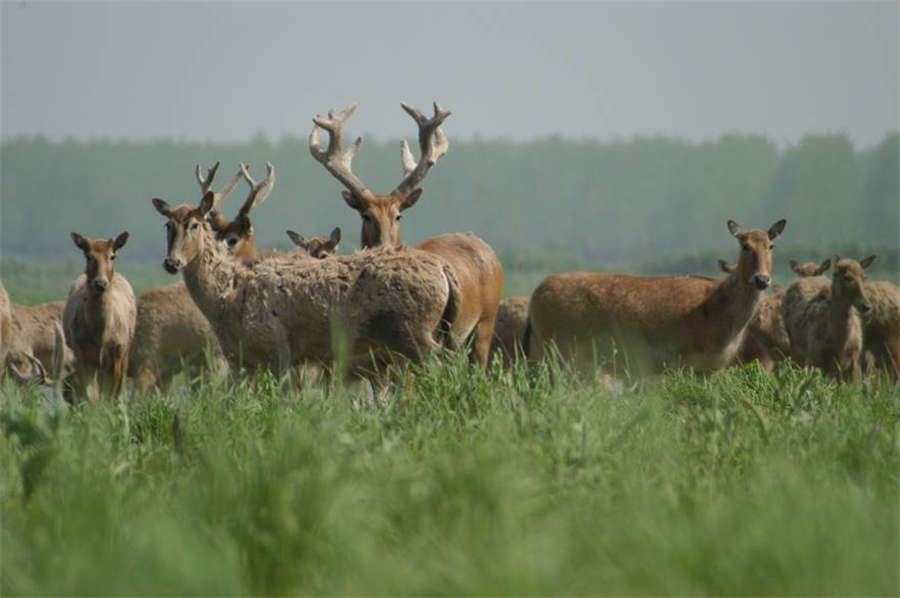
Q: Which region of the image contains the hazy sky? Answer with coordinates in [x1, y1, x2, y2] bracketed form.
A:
[2, 1, 897, 146]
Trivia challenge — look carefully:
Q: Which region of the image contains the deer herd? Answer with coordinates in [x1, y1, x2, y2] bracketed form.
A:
[1, 101, 898, 400]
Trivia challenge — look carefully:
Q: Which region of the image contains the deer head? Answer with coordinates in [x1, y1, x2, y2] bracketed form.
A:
[310, 102, 450, 248]
[197, 162, 275, 262]
[71, 231, 129, 293]
[832, 255, 875, 313]
[286, 227, 341, 259]
[789, 258, 831, 277]
[727, 219, 786, 291]
[152, 193, 216, 274]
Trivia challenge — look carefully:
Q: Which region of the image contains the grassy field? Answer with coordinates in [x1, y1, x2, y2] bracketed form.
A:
[1, 355, 898, 595]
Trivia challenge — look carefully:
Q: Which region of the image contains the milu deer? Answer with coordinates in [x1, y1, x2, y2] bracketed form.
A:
[782, 256, 874, 381]
[7, 300, 76, 382]
[717, 260, 790, 371]
[526, 219, 787, 376]
[63, 232, 137, 398]
[199, 161, 275, 264]
[789, 259, 831, 278]
[0, 281, 11, 379]
[488, 296, 530, 368]
[152, 191, 461, 379]
[286, 227, 341, 259]
[310, 102, 503, 367]
[860, 276, 900, 380]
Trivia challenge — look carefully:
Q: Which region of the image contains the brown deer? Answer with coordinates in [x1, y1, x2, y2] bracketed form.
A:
[63, 232, 137, 398]
[286, 227, 341, 259]
[8, 301, 76, 381]
[198, 161, 275, 263]
[782, 256, 874, 381]
[526, 219, 786, 376]
[789, 259, 831, 278]
[128, 283, 227, 393]
[717, 260, 789, 371]
[310, 102, 503, 366]
[488, 296, 530, 368]
[151, 192, 461, 379]
[0, 281, 11, 379]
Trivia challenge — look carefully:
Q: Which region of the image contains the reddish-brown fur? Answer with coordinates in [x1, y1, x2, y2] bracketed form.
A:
[527, 220, 786, 376]
[860, 278, 900, 380]
[782, 256, 874, 381]
[9, 301, 75, 380]
[489, 296, 530, 367]
[310, 102, 503, 367]
[63, 232, 136, 399]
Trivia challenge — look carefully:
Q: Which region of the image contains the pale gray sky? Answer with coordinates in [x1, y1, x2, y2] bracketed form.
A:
[2, 1, 897, 145]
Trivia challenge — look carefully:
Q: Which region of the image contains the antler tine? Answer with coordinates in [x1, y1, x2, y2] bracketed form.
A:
[309, 103, 371, 200]
[395, 101, 451, 196]
[195, 161, 221, 194]
[237, 161, 276, 218]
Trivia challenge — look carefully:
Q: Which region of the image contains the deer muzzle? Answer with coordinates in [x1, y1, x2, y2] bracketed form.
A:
[93, 278, 109, 292]
[752, 273, 771, 290]
[163, 257, 183, 274]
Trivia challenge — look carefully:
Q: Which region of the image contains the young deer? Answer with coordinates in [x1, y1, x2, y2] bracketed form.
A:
[782, 256, 874, 381]
[717, 260, 789, 371]
[526, 220, 786, 376]
[63, 232, 137, 398]
[789, 259, 831, 278]
[310, 103, 503, 367]
[286, 227, 341, 259]
[152, 192, 461, 380]
[198, 161, 275, 263]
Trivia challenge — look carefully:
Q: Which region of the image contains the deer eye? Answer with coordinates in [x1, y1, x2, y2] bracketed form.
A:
[110, 254, 116, 261]
[227, 238, 238, 247]
[362, 214, 372, 223]
[396, 214, 403, 222]
[769, 244, 775, 250]
[190, 222, 200, 231]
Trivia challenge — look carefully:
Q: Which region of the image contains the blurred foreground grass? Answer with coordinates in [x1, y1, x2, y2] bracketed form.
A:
[2, 357, 898, 595]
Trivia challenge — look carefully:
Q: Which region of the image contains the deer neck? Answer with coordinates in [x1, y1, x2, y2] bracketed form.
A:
[716, 273, 763, 331]
[828, 294, 857, 347]
[181, 234, 241, 324]
[83, 279, 115, 337]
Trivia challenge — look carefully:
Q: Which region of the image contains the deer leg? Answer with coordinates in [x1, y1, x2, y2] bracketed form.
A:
[470, 315, 497, 369]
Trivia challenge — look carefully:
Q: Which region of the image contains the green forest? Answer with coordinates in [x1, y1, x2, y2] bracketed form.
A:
[1, 131, 897, 274]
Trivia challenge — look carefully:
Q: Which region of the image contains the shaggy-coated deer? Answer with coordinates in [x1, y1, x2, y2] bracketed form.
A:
[63, 232, 137, 398]
[488, 296, 530, 368]
[198, 161, 275, 263]
[782, 256, 874, 381]
[860, 275, 900, 380]
[310, 102, 503, 366]
[152, 192, 461, 379]
[526, 219, 786, 376]
[8, 301, 75, 382]
[789, 259, 831, 278]
[286, 227, 341, 259]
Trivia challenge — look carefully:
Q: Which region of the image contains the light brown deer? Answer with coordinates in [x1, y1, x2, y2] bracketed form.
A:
[8, 301, 75, 381]
[717, 260, 789, 371]
[63, 232, 137, 399]
[782, 255, 874, 381]
[310, 102, 503, 366]
[526, 219, 786, 376]
[0, 281, 11, 379]
[200, 161, 275, 264]
[859, 266, 899, 380]
[789, 258, 831, 278]
[286, 227, 341, 259]
[128, 283, 227, 393]
[488, 296, 530, 367]
[152, 192, 461, 379]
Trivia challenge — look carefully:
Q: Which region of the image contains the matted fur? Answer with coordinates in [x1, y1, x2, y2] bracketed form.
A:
[128, 282, 226, 392]
[9, 301, 75, 379]
[0, 282, 11, 376]
[782, 258, 872, 380]
[154, 198, 461, 376]
[734, 288, 790, 370]
[489, 295, 529, 367]
[527, 222, 785, 375]
[64, 272, 137, 398]
[861, 280, 900, 379]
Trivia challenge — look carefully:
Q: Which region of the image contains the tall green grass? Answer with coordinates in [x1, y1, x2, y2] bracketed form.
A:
[1, 358, 898, 595]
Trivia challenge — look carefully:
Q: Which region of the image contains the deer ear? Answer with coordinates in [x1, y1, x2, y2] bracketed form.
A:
[286, 230, 306, 248]
[789, 259, 799, 271]
[400, 188, 422, 211]
[152, 198, 172, 217]
[816, 259, 832, 275]
[727, 220, 742, 237]
[207, 210, 228, 231]
[71, 232, 88, 252]
[717, 259, 735, 274]
[198, 191, 216, 215]
[341, 190, 366, 211]
[329, 227, 341, 245]
[234, 215, 252, 236]
[113, 231, 129, 251]
[859, 255, 877, 269]
[767, 219, 786, 240]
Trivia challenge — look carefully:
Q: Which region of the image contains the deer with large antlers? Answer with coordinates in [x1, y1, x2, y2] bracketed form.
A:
[526, 220, 787, 377]
[310, 102, 503, 367]
[198, 161, 276, 263]
[151, 191, 461, 379]
[63, 232, 137, 398]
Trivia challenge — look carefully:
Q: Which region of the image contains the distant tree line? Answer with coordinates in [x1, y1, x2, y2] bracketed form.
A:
[1, 131, 896, 270]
